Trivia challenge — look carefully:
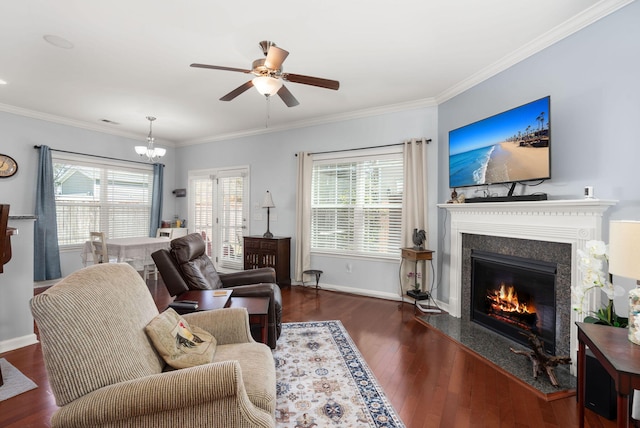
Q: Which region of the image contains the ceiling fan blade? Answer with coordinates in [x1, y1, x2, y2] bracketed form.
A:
[190, 63, 251, 73]
[220, 81, 254, 101]
[281, 73, 340, 90]
[276, 85, 300, 107]
[264, 46, 289, 70]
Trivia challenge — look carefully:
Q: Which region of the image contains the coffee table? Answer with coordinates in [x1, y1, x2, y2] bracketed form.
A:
[173, 291, 270, 346]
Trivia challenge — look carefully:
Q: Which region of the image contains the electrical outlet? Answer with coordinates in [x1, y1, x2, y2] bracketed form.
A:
[346, 263, 352, 273]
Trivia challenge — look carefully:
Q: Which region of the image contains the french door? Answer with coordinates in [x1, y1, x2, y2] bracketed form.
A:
[189, 167, 249, 269]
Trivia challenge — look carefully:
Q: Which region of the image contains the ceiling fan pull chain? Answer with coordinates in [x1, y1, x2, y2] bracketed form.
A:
[265, 94, 271, 128]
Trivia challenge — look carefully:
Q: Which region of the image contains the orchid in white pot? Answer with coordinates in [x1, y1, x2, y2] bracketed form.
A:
[572, 240, 627, 327]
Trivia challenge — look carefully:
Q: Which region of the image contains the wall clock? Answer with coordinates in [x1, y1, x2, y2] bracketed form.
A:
[0, 154, 18, 178]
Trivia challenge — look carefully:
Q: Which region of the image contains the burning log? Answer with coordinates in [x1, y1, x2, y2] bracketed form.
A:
[509, 332, 571, 387]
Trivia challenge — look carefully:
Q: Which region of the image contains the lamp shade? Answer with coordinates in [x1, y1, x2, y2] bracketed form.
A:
[262, 191, 275, 208]
[609, 220, 640, 280]
[252, 76, 283, 96]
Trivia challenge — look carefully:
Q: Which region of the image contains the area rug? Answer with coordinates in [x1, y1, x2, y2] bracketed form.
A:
[0, 358, 38, 401]
[273, 321, 404, 427]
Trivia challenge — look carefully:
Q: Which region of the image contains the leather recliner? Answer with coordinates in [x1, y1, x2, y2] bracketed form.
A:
[152, 233, 282, 349]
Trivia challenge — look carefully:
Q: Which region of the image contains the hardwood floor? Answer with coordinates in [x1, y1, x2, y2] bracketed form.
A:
[0, 280, 621, 427]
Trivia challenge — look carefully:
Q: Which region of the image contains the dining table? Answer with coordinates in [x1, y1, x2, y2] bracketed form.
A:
[81, 236, 171, 269]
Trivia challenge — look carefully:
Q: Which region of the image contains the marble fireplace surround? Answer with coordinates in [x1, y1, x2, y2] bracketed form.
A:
[438, 199, 616, 372]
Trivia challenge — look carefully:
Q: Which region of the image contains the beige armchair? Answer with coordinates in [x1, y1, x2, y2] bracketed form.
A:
[31, 263, 276, 428]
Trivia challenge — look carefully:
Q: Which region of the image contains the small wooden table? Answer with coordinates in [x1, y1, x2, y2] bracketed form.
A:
[174, 291, 270, 346]
[228, 297, 270, 345]
[576, 322, 640, 428]
[400, 247, 434, 293]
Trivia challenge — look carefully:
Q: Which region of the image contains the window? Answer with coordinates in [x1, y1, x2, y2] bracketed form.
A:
[53, 154, 154, 246]
[311, 150, 403, 258]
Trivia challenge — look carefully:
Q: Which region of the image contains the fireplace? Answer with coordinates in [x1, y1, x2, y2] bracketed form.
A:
[438, 198, 616, 374]
[471, 250, 557, 355]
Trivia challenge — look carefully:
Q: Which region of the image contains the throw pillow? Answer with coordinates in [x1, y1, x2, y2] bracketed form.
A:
[145, 308, 216, 369]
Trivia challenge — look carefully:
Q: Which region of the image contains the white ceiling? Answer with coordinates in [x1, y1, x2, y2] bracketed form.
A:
[0, 0, 631, 146]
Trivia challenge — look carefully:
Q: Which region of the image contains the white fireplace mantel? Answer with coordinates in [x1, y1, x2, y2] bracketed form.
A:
[438, 199, 617, 370]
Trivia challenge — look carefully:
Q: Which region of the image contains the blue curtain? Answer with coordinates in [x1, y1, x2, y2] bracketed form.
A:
[149, 163, 164, 237]
[34, 145, 62, 280]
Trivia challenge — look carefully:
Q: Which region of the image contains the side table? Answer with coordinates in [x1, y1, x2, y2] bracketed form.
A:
[576, 322, 640, 428]
[172, 292, 270, 346]
[228, 297, 270, 345]
[400, 248, 438, 313]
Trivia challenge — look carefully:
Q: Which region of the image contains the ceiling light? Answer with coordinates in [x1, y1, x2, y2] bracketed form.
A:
[135, 116, 166, 162]
[252, 76, 283, 96]
[43, 34, 74, 49]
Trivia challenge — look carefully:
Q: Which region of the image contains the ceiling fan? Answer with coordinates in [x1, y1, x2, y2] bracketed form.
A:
[190, 41, 340, 107]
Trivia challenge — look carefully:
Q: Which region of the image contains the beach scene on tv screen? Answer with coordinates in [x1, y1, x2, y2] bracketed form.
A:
[449, 97, 550, 188]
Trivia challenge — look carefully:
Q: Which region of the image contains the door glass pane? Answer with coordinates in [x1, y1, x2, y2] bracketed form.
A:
[191, 177, 214, 257]
[217, 174, 245, 269]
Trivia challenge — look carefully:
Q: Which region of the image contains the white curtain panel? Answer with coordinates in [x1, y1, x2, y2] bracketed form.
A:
[294, 152, 313, 282]
[400, 138, 429, 295]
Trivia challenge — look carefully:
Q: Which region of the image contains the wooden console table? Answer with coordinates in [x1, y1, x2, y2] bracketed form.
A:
[577, 322, 640, 428]
[243, 236, 291, 286]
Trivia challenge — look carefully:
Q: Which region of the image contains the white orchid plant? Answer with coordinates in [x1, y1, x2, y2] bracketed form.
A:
[572, 240, 628, 327]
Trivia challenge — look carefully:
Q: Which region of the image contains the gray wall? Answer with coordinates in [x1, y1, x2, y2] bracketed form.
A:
[0, 111, 178, 276]
[0, 1, 637, 328]
[437, 1, 640, 305]
[175, 107, 439, 298]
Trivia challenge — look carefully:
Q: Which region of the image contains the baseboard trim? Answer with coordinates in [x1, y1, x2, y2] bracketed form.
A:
[294, 281, 448, 311]
[0, 334, 39, 354]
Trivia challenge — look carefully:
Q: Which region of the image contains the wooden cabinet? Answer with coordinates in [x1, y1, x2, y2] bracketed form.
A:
[243, 236, 291, 286]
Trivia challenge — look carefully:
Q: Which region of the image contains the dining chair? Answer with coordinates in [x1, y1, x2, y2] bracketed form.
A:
[89, 232, 109, 264]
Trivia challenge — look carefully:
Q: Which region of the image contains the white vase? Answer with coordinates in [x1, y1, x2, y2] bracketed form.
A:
[629, 286, 640, 345]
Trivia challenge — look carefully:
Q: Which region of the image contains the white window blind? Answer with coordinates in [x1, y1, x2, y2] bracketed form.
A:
[216, 173, 247, 269]
[311, 150, 403, 258]
[53, 155, 154, 246]
[190, 176, 214, 256]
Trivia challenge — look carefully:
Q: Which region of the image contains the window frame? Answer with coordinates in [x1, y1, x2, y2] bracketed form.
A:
[310, 147, 403, 260]
[52, 153, 155, 249]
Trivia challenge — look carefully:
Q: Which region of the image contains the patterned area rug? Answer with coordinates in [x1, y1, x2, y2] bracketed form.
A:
[274, 321, 404, 427]
[0, 358, 38, 402]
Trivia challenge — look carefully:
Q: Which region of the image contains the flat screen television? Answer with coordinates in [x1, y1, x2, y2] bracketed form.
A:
[448, 96, 550, 190]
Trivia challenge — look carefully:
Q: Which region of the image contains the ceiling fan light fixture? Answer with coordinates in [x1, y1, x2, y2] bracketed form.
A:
[252, 76, 283, 96]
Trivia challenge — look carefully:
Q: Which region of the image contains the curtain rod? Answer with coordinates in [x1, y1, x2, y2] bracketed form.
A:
[33, 145, 163, 166]
[294, 138, 431, 156]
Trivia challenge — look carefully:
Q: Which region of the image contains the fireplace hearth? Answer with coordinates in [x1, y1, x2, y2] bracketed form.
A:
[471, 250, 557, 355]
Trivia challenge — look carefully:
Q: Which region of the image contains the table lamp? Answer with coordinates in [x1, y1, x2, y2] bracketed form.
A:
[262, 191, 275, 239]
[608, 220, 640, 345]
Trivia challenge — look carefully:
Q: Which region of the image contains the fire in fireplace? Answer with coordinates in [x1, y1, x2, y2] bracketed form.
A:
[471, 250, 557, 355]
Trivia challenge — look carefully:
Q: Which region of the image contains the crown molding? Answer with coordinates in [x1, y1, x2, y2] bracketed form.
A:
[0, 0, 632, 146]
[177, 97, 438, 146]
[0, 102, 177, 147]
[435, 0, 635, 104]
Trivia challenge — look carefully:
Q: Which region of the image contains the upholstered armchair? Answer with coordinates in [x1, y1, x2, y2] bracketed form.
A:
[151, 233, 282, 349]
[30, 263, 276, 428]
